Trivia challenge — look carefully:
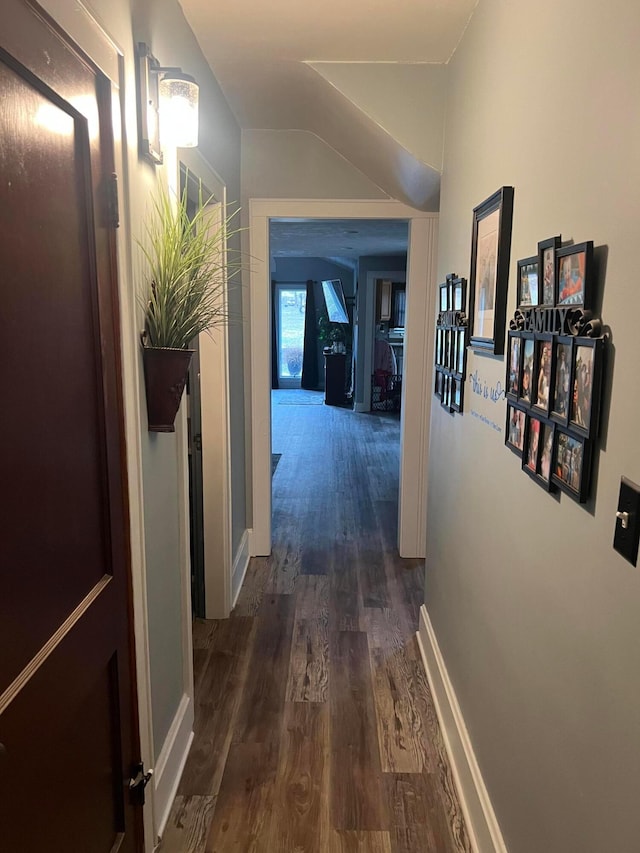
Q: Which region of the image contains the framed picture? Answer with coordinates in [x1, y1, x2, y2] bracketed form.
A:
[570, 337, 604, 439]
[537, 421, 555, 489]
[552, 430, 592, 503]
[550, 336, 573, 426]
[468, 186, 514, 354]
[441, 329, 449, 370]
[517, 256, 539, 308]
[455, 327, 467, 377]
[523, 415, 541, 474]
[452, 377, 463, 413]
[434, 368, 444, 399]
[556, 241, 594, 309]
[523, 416, 555, 491]
[532, 333, 554, 416]
[538, 235, 561, 307]
[452, 277, 467, 312]
[439, 282, 449, 313]
[505, 403, 526, 456]
[441, 374, 453, 412]
[449, 328, 458, 373]
[506, 331, 522, 400]
[435, 328, 443, 366]
[518, 333, 535, 408]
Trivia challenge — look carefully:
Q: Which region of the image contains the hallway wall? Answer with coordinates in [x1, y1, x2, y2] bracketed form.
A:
[427, 1, 640, 851]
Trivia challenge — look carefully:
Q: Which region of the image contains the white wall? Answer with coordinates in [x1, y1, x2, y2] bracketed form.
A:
[242, 129, 389, 202]
[427, 1, 640, 851]
[309, 62, 447, 171]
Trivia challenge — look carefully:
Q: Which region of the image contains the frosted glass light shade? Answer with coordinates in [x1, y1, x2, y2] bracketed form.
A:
[159, 73, 199, 148]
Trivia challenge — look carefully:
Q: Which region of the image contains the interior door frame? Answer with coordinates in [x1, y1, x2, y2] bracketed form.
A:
[176, 149, 233, 620]
[249, 198, 438, 559]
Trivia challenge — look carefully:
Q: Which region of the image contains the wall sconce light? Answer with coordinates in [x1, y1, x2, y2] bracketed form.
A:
[137, 42, 200, 165]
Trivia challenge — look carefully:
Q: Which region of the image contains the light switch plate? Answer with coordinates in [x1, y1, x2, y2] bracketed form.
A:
[613, 476, 640, 567]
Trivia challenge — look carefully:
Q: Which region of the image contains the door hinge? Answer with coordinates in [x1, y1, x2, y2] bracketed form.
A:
[129, 762, 153, 806]
[108, 172, 120, 228]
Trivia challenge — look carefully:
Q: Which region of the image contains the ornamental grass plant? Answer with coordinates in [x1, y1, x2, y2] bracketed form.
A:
[138, 180, 242, 350]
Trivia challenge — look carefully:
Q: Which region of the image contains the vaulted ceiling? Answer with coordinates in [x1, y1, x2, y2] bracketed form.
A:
[179, 0, 477, 209]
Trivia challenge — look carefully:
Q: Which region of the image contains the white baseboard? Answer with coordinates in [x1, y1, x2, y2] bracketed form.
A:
[152, 693, 194, 840]
[354, 401, 369, 413]
[417, 606, 508, 853]
[232, 529, 250, 607]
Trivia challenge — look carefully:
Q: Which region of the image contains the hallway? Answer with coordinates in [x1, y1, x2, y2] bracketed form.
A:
[160, 393, 470, 852]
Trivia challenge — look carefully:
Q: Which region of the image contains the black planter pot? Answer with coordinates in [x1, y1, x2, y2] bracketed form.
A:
[142, 347, 194, 432]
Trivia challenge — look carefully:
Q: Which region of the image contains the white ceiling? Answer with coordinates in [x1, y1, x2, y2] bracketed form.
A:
[270, 218, 409, 261]
[179, 0, 477, 128]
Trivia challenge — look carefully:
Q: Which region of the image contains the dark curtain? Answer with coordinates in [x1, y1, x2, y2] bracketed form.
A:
[271, 279, 279, 389]
[301, 279, 319, 390]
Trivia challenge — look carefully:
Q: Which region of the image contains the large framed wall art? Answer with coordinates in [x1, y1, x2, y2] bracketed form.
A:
[468, 186, 514, 355]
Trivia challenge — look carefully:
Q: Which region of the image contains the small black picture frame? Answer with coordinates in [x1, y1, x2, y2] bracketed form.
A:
[552, 429, 592, 503]
[523, 415, 555, 491]
[434, 367, 444, 399]
[556, 241, 594, 310]
[550, 336, 574, 427]
[468, 186, 514, 354]
[506, 331, 522, 401]
[569, 337, 604, 439]
[451, 377, 464, 413]
[517, 256, 540, 308]
[441, 374, 454, 412]
[439, 282, 450, 313]
[505, 403, 526, 457]
[538, 235, 561, 307]
[518, 332, 535, 408]
[452, 277, 467, 312]
[455, 327, 467, 377]
[523, 413, 542, 476]
[532, 333, 555, 416]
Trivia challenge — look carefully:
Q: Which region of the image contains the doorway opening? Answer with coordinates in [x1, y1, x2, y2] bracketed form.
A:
[250, 200, 438, 559]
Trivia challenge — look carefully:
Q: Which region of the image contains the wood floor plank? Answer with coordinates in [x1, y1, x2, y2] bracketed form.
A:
[179, 617, 255, 797]
[286, 618, 329, 702]
[266, 501, 303, 594]
[204, 741, 279, 853]
[330, 831, 392, 853]
[357, 536, 390, 609]
[159, 795, 216, 853]
[233, 593, 295, 744]
[232, 556, 272, 617]
[386, 773, 471, 853]
[267, 702, 329, 852]
[330, 631, 388, 831]
[370, 645, 428, 774]
[330, 542, 360, 632]
[295, 575, 329, 624]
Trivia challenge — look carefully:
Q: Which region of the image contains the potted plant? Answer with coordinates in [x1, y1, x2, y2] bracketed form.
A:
[138, 181, 241, 431]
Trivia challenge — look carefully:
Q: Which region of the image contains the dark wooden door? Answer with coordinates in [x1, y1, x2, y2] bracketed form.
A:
[0, 2, 142, 851]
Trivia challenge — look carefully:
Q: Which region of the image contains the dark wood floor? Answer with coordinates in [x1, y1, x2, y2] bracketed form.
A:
[160, 390, 470, 853]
